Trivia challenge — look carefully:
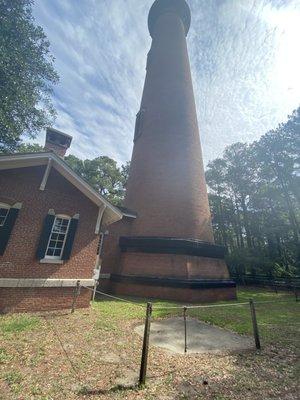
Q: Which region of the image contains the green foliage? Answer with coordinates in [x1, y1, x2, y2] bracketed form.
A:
[3, 370, 23, 394]
[0, 0, 58, 153]
[0, 315, 40, 334]
[64, 154, 129, 205]
[0, 347, 12, 364]
[206, 107, 300, 277]
[120, 160, 130, 184]
[11, 140, 129, 205]
[3, 370, 23, 385]
[16, 142, 44, 153]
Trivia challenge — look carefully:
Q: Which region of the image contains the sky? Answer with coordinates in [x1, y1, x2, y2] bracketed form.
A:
[33, 0, 300, 166]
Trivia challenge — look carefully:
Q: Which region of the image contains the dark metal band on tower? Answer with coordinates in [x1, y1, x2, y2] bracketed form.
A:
[101, 0, 236, 302]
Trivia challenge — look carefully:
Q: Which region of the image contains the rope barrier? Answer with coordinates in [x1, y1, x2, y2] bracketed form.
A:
[43, 316, 82, 383]
[250, 299, 295, 305]
[81, 285, 146, 308]
[82, 285, 296, 310]
[154, 299, 296, 310]
[153, 302, 249, 310]
[83, 285, 249, 310]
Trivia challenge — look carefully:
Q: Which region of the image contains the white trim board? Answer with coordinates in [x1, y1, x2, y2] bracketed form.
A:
[39, 158, 52, 191]
[0, 278, 95, 288]
[95, 204, 106, 234]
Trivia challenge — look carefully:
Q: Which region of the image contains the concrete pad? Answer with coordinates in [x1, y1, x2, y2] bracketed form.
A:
[135, 317, 253, 354]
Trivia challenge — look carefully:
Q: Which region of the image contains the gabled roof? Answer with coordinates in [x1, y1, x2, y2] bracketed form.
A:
[0, 151, 123, 226]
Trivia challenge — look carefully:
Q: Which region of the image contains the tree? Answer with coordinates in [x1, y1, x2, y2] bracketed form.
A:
[0, 0, 59, 153]
[64, 154, 129, 206]
[16, 142, 44, 153]
[206, 159, 229, 247]
[206, 106, 300, 277]
[12, 139, 130, 205]
[121, 161, 131, 184]
[253, 113, 300, 243]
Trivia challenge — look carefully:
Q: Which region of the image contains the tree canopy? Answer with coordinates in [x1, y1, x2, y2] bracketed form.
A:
[16, 142, 44, 153]
[64, 155, 129, 206]
[206, 107, 300, 278]
[0, 0, 58, 153]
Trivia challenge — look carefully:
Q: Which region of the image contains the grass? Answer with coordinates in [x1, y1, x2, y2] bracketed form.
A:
[92, 287, 299, 346]
[188, 288, 299, 344]
[0, 314, 40, 334]
[0, 348, 11, 364]
[0, 286, 299, 400]
[3, 371, 23, 394]
[3, 371, 23, 385]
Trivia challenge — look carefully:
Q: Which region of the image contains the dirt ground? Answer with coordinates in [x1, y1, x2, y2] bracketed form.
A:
[0, 290, 299, 399]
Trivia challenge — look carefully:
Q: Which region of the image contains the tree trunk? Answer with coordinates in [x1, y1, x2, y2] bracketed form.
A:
[240, 196, 253, 248]
[234, 201, 244, 249]
[218, 195, 228, 247]
[273, 160, 299, 243]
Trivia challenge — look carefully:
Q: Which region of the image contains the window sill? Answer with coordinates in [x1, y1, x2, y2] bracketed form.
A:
[39, 258, 64, 265]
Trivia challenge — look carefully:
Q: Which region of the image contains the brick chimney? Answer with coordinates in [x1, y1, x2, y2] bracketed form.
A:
[44, 127, 72, 157]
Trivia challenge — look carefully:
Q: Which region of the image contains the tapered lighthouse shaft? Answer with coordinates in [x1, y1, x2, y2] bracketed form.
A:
[100, 0, 236, 304]
[125, 6, 213, 242]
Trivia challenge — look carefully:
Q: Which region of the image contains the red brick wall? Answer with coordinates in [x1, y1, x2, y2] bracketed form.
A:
[124, 12, 214, 242]
[0, 166, 99, 279]
[119, 252, 230, 279]
[0, 166, 99, 312]
[101, 217, 133, 275]
[0, 287, 91, 313]
[44, 142, 68, 157]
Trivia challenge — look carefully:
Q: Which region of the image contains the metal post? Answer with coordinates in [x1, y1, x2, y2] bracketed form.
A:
[71, 280, 81, 313]
[139, 302, 152, 386]
[92, 280, 98, 302]
[249, 298, 261, 350]
[183, 306, 187, 353]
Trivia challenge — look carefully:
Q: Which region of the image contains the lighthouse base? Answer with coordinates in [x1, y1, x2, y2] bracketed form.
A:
[109, 274, 236, 303]
[100, 236, 236, 303]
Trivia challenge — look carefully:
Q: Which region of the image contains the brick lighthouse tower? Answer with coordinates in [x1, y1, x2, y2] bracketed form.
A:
[101, 0, 236, 302]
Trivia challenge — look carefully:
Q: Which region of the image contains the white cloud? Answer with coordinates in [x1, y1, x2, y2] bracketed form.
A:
[33, 0, 300, 166]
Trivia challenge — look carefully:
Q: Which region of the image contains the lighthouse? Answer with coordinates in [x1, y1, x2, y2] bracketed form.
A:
[101, 0, 236, 302]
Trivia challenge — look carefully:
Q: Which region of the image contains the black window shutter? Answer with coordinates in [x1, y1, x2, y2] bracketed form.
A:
[36, 213, 55, 259]
[62, 217, 79, 260]
[0, 207, 20, 255]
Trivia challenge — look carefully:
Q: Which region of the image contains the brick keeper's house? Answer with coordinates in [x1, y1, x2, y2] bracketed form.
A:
[0, 128, 123, 313]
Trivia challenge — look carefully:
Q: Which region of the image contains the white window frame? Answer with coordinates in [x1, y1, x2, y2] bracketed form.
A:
[0, 203, 10, 227]
[44, 214, 71, 260]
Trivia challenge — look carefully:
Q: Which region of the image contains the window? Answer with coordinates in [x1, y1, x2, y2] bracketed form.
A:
[37, 212, 79, 262]
[0, 203, 10, 226]
[134, 108, 145, 142]
[45, 215, 70, 259]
